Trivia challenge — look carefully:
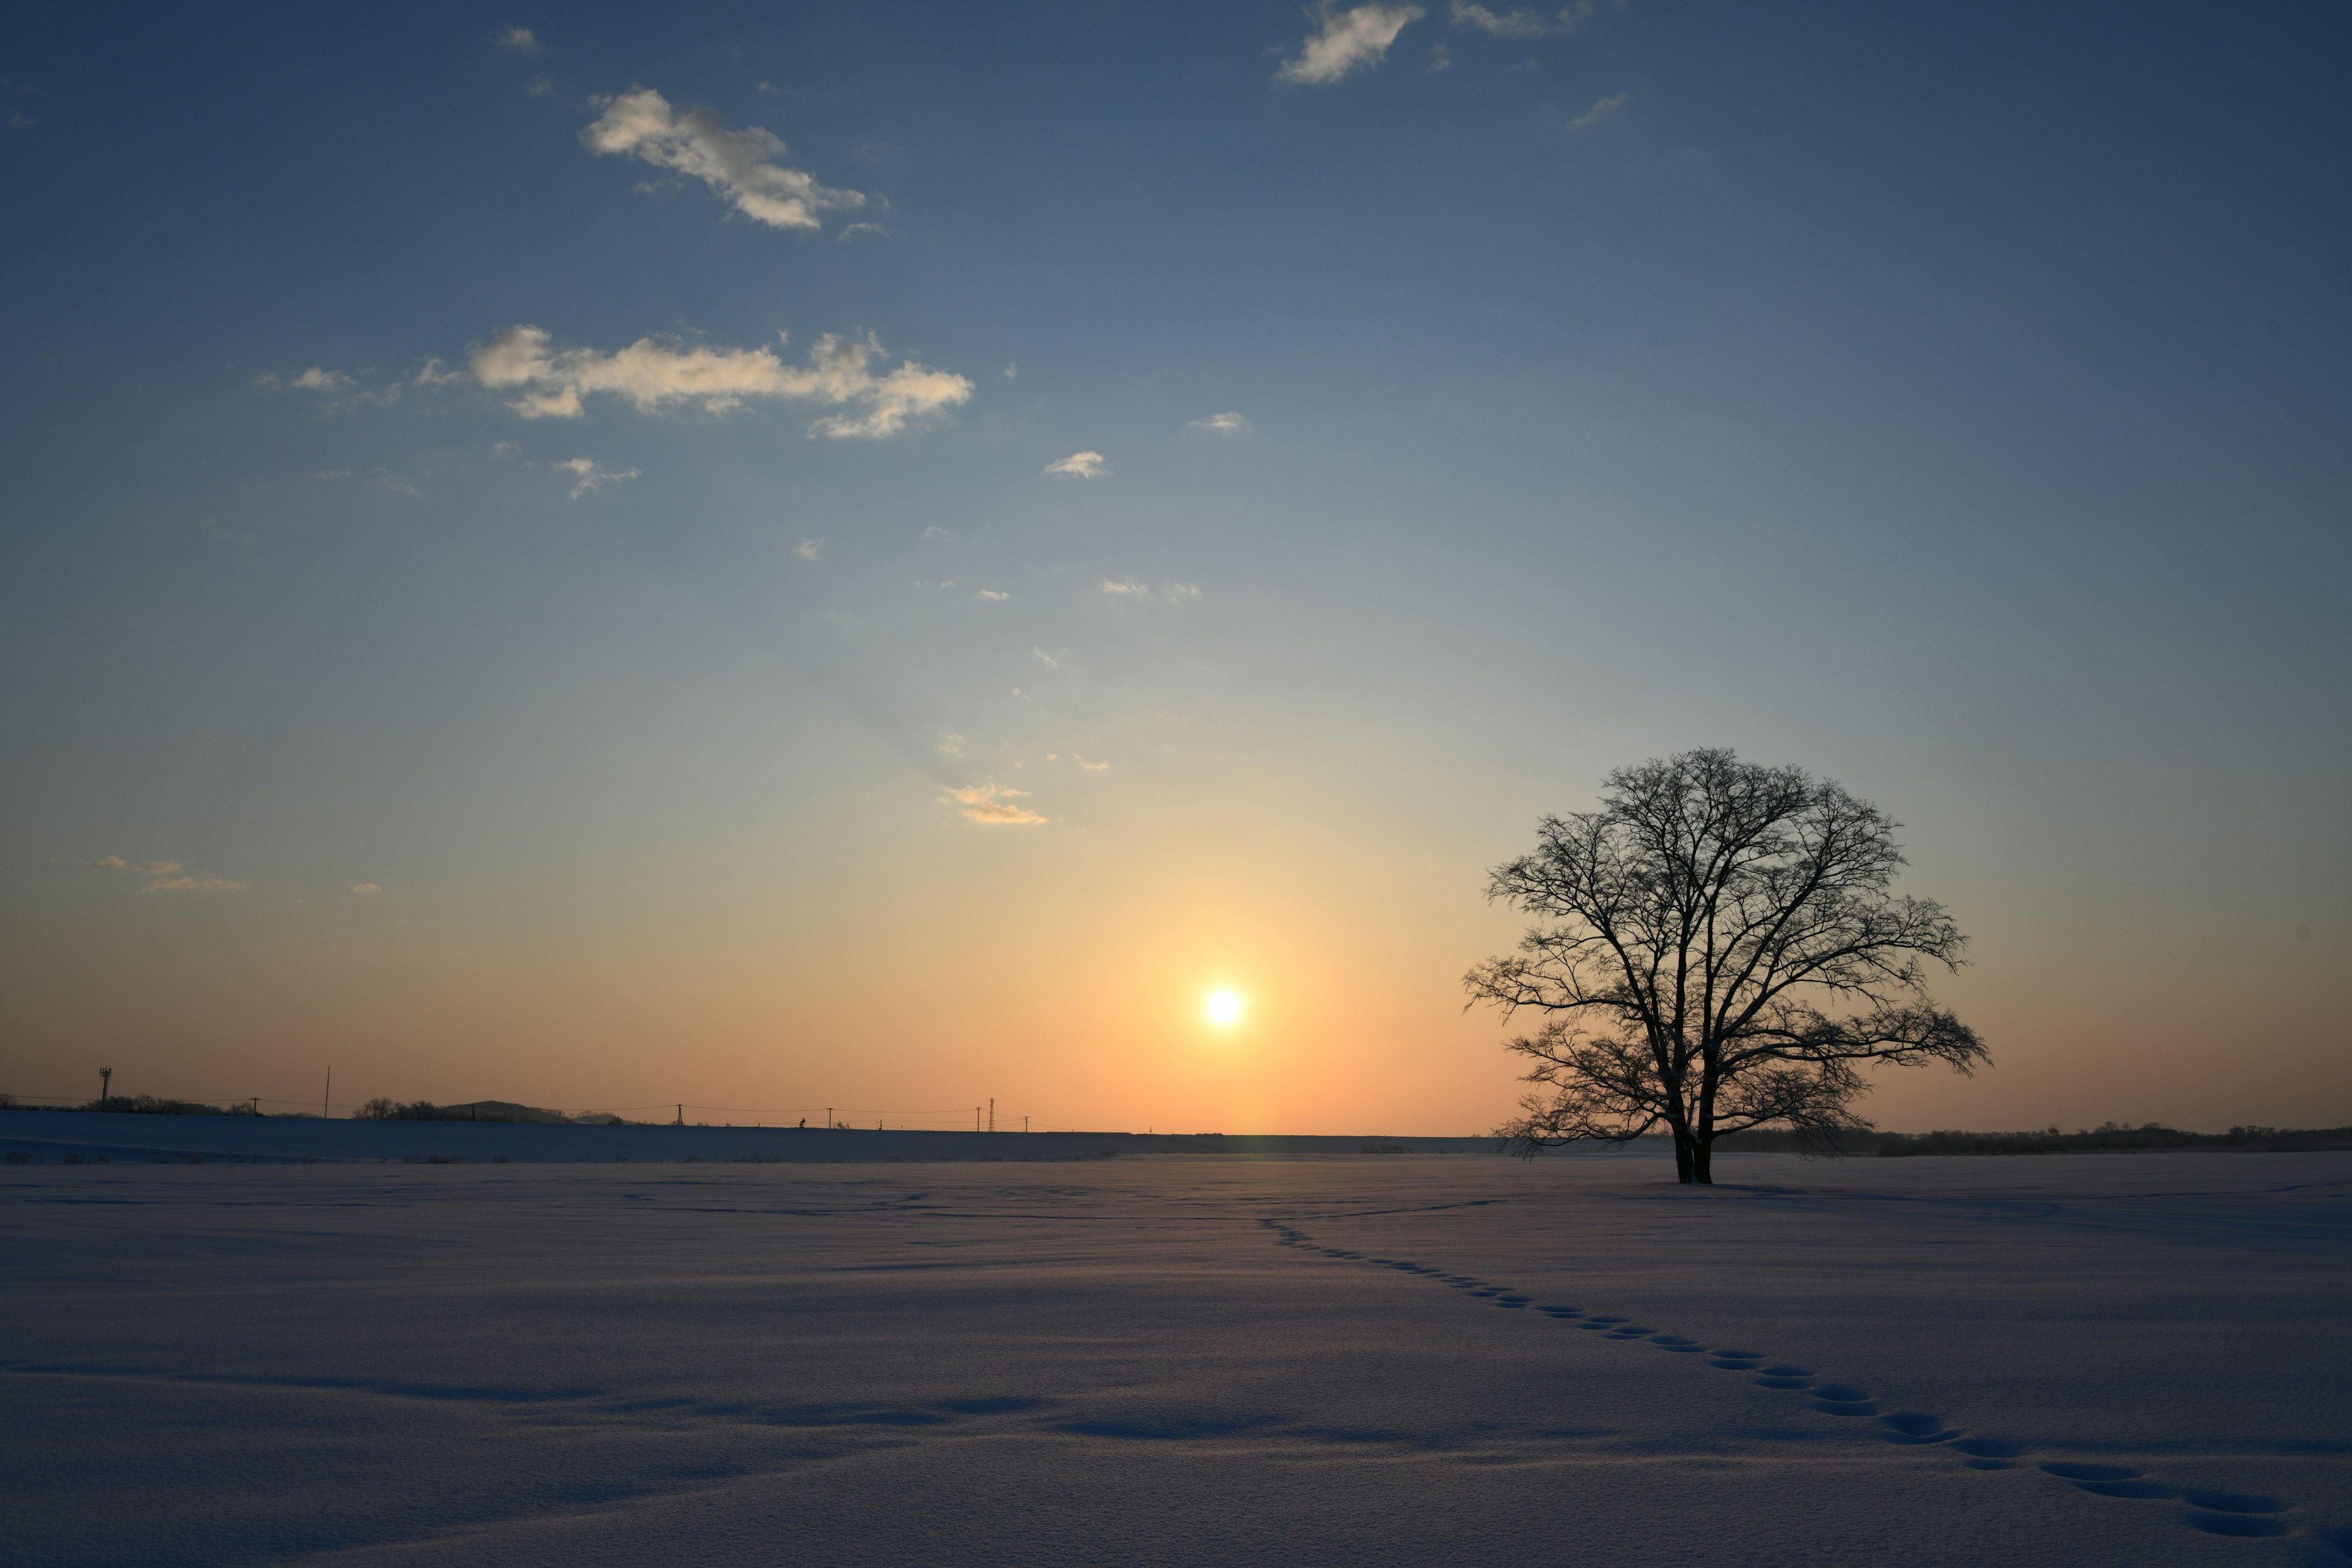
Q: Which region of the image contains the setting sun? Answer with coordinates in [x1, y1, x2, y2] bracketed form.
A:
[1204, 989, 1245, 1027]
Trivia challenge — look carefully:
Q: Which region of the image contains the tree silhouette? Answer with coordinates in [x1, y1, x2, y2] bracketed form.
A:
[1466, 748, 1986, 1183]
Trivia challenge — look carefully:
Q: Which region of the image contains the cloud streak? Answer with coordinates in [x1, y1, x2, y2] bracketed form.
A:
[1277, 4, 1425, 85]
[467, 326, 973, 437]
[1046, 451, 1107, 478]
[554, 458, 641, 498]
[143, 876, 247, 893]
[941, 782, 1047, 826]
[1569, 91, 1628, 131]
[582, 88, 865, 232]
[1450, 0, 1618, 37]
[1189, 411, 1253, 434]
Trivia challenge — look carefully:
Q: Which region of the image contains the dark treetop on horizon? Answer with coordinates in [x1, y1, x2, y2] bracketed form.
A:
[1467, 748, 1986, 1183]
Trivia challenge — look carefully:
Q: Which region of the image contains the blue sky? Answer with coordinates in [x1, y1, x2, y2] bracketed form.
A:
[3, 2, 2346, 1131]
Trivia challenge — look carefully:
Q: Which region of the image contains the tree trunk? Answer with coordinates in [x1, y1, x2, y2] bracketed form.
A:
[1670, 1128, 1695, 1184]
[1692, 1137, 1713, 1185]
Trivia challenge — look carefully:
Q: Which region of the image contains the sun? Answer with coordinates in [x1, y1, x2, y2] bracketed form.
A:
[1204, 989, 1245, 1027]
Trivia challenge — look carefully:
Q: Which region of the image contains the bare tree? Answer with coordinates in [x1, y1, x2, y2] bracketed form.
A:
[1465, 748, 1986, 1184]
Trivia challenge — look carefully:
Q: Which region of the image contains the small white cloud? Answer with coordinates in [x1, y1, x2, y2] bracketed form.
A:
[86, 856, 126, 871]
[133, 860, 181, 875]
[941, 782, 1047, 826]
[468, 325, 973, 437]
[1076, 756, 1110, 772]
[527, 75, 554, 97]
[143, 876, 248, 893]
[1276, 3, 1425, 85]
[411, 358, 467, 388]
[756, 81, 781, 95]
[796, 537, 824, 559]
[1188, 411, 1252, 435]
[312, 469, 354, 480]
[1569, 91, 1627, 132]
[491, 440, 519, 458]
[491, 26, 543, 55]
[921, 526, 956, 541]
[1003, 362, 1019, 379]
[1046, 450, 1107, 478]
[1011, 687, 1032, 703]
[554, 457, 642, 499]
[1101, 578, 1200, 605]
[1031, 647, 1059, 667]
[1429, 43, 1452, 70]
[581, 88, 865, 232]
[836, 221, 888, 242]
[976, 589, 1010, 601]
[289, 367, 355, 393]
[938, 734, 963, 756]
[352, 883, 382, 895]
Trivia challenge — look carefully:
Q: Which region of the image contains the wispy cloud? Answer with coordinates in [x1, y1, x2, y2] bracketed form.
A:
[85, 856, 126, 870]
[1450, 0, 1618, 37]
[976, 589, 1010, 601]
[1031, 647, 1060, 667]
[1076, 756, 1111, 772]
[1046, 450, 1107, 478]
[941, 782, 1047, 826]
[836, 221, 887, 243]
[581, 88, 865, 232]
[143, 876, 247, 893]
[352, 883, 382, 895]
[938, 734, 963, 756]
[491, 26, 543, 55]
[467, 325, 973, 436]
[134, 860, 182, 875]
[1569, 91, 1627, 131]
[921, 526, 955, 541]
[1188, 411, 1253, 435]
[554, 457, 641, 499]
[1277, 3, 1425, 85]
[1100, 578, 1202, 605]
[796, 537, 824, 559]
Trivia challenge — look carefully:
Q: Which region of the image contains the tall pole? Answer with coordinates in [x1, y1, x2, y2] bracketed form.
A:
[989, 1098, 994, 1134]
[99, 1066, 111, 1107]
[323, 1066, 331, 1120]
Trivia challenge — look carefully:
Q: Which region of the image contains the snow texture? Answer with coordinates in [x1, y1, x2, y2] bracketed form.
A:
[4, 1150, 2349, 1566]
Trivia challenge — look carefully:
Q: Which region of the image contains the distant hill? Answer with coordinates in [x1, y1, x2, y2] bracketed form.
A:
[352, 1099, 627, 1126]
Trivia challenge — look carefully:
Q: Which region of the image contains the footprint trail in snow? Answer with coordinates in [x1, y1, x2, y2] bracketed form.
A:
[1262, 1218, 2328, 1551]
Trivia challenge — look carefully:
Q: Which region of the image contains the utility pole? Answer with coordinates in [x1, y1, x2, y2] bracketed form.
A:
[1024, 1115, 1030, 1134]
[826, 1106, 832, 1129]
[974, 1106, 981, 1133]
[989, 1098, 995, 1133]
[323, 1066, 331, 1120]
[675, 1104, 684, 1126]
[99, 1066, 112, 1107]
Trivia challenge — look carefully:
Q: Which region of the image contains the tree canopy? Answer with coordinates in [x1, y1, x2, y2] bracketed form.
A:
[1466, 748, 1986, 1183]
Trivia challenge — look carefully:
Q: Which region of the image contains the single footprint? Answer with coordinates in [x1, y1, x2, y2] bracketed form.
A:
[2040, 1462, 2171, 1499]
[1651, 1336, 1705, 1352]
[1951, 1436, 2027, 1469]
[1605, 1325, 1657, 1338]
[1810, 1385, 1877, 1416]
[2186, 1513, 2288, 1538]
[1879, 1412, 1960, 1444]
[1755, 1366, 1814, 1389]
[2178, 1491, 2283, 1516]
[1537, 1306, 1585, 1318]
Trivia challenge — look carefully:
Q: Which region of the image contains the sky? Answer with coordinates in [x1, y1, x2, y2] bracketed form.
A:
[3, 1, 2347, 1134]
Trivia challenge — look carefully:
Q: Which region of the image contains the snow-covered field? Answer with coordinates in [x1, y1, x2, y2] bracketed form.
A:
[4, 1152, 2348, 1567]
